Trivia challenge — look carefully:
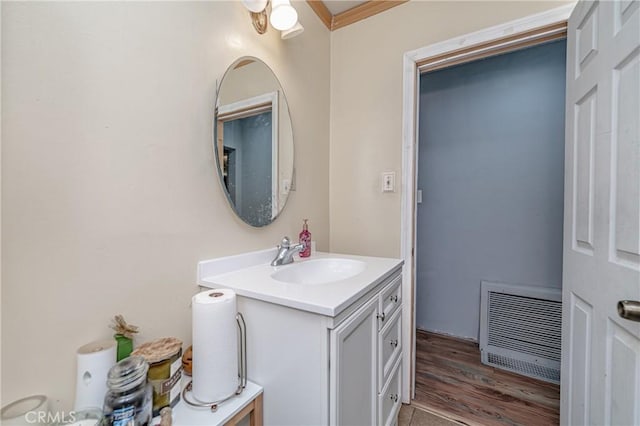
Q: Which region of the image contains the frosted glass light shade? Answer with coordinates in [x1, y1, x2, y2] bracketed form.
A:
[270, 0, 298, 31]
[241, 0, 268, 13]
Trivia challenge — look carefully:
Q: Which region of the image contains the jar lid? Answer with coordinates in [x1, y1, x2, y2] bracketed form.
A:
[107, 355, 148, 392]
[1, 395, 48, 421]
[131, 337, 182, 364]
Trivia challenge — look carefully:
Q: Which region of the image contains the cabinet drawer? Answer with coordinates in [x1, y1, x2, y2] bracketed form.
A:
[378, 357, 402, 426]
[378, 307, 402, 392]
[378, 276, 401, 331]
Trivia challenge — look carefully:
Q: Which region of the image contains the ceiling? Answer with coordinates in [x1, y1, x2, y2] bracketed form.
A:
[322, 1, 368, 15]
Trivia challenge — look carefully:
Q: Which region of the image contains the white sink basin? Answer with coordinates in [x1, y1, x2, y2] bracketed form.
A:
[271, 258, 367, 285]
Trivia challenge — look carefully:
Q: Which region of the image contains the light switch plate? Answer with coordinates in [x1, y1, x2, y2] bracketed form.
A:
[282, 179, 291, 194]
[289, 168, 296, 191]
[382, 172, 396, 192]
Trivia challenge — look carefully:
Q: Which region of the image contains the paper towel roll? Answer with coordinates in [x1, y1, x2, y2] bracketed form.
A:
[74, 339, 117, 411]
[192, 289, 239, 402]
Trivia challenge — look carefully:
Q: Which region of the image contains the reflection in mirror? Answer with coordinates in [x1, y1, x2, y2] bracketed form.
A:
[215, 57, 294, 227]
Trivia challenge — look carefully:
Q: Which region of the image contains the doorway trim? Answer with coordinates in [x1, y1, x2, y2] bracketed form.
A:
[399, 3, 575, 403]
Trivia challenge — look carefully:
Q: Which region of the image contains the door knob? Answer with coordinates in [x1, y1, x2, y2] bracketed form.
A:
[617, 300, 640, 322]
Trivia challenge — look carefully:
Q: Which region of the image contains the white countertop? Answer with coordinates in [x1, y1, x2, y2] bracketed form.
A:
[198, 251, 403, 317]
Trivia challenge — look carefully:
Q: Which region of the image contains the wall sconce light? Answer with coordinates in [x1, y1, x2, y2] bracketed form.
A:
[241, 0, 304, 38]
[281, 21, 304, 39]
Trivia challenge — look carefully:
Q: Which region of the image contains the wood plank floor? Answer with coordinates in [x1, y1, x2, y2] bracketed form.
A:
[414, 330, 560, 426]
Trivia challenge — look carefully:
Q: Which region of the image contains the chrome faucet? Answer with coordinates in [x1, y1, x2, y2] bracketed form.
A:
[270, 237, 305, 266]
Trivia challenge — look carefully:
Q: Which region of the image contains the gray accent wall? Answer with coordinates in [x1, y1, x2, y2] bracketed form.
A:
[224, 111, 273, 227]
[416, 40, 567, 340]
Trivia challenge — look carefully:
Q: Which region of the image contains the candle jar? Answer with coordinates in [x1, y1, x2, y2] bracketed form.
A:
[102, 356, 152, 426]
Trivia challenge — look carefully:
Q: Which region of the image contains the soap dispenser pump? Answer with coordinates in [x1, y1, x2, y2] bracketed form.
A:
[299, 219, 311, 258]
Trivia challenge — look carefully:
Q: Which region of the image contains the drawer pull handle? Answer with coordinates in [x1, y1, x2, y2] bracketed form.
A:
[377, 312, 386, 322]
[390, 339, 398, 348]
[389, 394, 398, 403]
[390, 295, 398, 303]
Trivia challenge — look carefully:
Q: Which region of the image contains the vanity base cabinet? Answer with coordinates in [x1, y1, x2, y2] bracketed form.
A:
[226, 268, 402, 426]
[235, 296, 329, 426]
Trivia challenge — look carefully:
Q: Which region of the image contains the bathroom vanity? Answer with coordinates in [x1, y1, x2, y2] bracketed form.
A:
[198, 250, 403, 425]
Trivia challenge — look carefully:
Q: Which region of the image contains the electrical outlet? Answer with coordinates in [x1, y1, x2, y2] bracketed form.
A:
[382, 172, 395, 192]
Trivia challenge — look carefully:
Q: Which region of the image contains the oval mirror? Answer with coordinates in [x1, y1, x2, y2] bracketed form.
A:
[214, 57, 294, 227]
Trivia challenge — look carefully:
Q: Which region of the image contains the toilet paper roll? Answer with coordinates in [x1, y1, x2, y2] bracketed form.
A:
[74, 339, 117, 411]
[191, 289, 239, 402]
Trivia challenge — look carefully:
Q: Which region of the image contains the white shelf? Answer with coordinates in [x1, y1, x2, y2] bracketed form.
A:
[151, 380, 263, 426]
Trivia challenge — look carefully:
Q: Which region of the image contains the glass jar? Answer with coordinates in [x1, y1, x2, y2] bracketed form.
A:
[102, 356, 152, 426]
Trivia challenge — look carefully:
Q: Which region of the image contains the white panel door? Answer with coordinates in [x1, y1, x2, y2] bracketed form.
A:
[561, 1, 640, 425]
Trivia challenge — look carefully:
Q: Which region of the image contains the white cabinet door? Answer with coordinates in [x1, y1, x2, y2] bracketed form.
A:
[330, 296, 379, 426]
[561, 1, 640, 425]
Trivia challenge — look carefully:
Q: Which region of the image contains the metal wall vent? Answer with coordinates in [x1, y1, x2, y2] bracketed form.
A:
[480, 281, 562, 384]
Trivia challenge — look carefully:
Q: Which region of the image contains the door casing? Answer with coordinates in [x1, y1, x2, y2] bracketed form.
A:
[399, 3, 576, 402]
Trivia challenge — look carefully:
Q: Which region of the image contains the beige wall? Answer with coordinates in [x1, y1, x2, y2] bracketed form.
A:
[329, 1, 570, 258]
[1, 1, 329, 407]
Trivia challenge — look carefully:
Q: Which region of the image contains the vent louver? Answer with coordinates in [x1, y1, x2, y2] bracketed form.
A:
[480, 281, 562, 384]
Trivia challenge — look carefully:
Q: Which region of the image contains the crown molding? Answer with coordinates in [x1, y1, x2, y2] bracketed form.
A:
[306, 0, 408, 31]
[306, 0, 333, 30]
